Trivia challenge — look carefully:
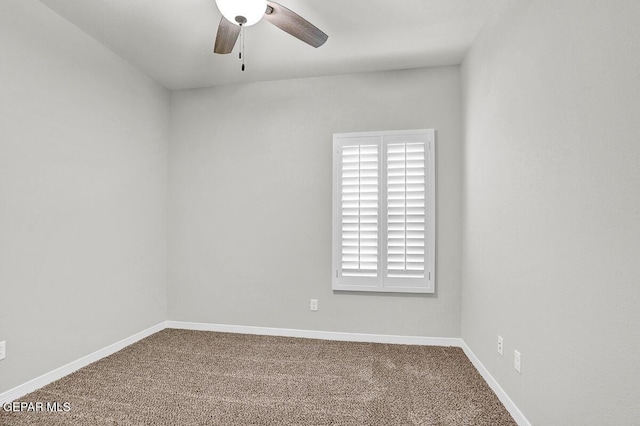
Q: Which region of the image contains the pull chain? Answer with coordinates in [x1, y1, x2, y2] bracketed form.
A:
[239, 24, 245, 71]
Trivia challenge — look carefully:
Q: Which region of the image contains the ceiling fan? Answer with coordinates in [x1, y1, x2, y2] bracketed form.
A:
[213, 0, 328, 56]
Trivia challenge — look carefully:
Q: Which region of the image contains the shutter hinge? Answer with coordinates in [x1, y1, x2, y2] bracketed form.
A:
[336, 270, 338, 278]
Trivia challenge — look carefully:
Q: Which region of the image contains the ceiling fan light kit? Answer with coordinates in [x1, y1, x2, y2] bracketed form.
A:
[215, 0, 266, 26]
[213, 0, 328, 70]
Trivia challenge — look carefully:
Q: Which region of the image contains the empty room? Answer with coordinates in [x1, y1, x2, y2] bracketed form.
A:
[1, 0, 639, 424]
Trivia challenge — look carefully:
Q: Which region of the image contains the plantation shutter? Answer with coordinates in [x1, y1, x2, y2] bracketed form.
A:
[340, 143, 380, 278]
[386, 141, 426, 278]
[333, 130, 434, 293]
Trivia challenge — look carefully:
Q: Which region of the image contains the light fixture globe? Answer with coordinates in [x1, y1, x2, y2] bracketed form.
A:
[215, 0, 267, 26]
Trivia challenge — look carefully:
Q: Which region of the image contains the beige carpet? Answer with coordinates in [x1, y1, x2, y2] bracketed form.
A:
[0, 329, 516, 425]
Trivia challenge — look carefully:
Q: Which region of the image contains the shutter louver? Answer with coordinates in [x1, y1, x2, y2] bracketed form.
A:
[386, 142, 426, 278]
[341, 144, 379, 277]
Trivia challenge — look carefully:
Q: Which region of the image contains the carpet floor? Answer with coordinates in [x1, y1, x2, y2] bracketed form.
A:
[0, 329, 516, 425]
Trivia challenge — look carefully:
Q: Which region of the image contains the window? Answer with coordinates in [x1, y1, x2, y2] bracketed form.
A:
[332, 130, 435, 293]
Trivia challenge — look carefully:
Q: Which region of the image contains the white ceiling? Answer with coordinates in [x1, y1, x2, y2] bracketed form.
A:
[37, 0, 496, 90]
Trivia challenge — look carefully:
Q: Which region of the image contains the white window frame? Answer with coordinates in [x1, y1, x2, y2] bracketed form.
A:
[332, 129, 436, 294]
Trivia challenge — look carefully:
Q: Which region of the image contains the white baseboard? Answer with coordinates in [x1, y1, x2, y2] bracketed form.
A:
[460, 341, 531, 426]
[1, 320, 530, 426]
[0, 322, 166, 405]
[165, 321, 463, 347]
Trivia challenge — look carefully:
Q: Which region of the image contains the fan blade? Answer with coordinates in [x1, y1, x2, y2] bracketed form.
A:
[214, 17, 241, 54]
[264, 1, 328, 48]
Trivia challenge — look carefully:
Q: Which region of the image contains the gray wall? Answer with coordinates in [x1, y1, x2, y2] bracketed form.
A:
[169, 67, 463, 337]
[0, 0, 169, 393]
[461, 1, 640, 424]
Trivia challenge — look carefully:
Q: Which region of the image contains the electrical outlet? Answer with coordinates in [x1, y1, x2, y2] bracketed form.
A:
[310, 299, 318, 311]
[497, 336, 504, 356]
[514, 350, 521, 373]
[0, 341, 5, 361]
